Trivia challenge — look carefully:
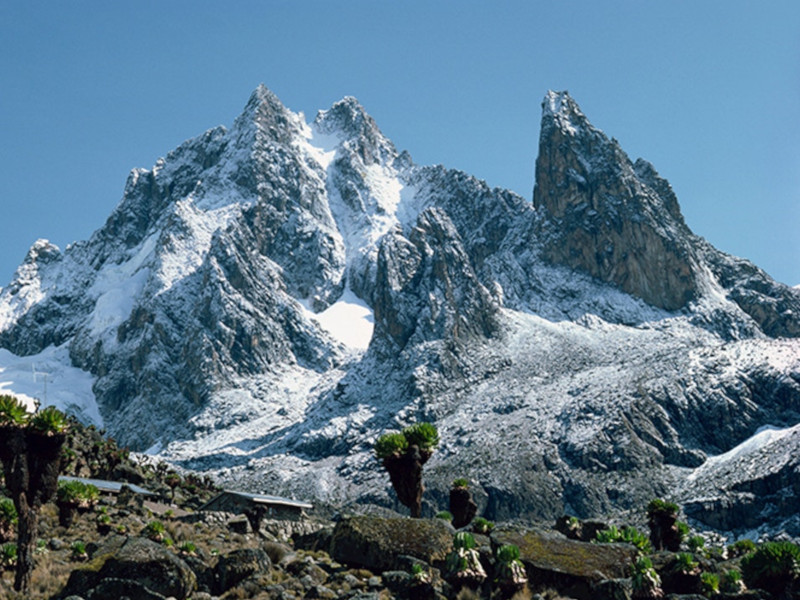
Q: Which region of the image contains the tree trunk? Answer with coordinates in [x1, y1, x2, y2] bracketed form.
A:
[0, 427, 66, 594]
[14, 492, 37, 592]
[383, 445, 425, 517]
[449, 487, 477, 529]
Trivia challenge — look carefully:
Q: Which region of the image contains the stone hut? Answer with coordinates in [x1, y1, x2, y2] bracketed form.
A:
[199, 490, 312, 521]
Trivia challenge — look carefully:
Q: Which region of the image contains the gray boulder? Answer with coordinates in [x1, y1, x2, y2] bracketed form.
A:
[330, 516, 454, 572]
[62, 536, 196, 600]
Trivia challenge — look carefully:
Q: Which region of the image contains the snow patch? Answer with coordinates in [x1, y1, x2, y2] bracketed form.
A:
[302, 288, 374, 351]
[0, 345, 101, 426]
[687, 424, 800, 482]
[300, 121, 340, 171]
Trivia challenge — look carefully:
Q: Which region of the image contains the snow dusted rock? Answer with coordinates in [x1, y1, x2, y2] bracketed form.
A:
[1, 86, 799, 536]
[534, 91, 699, 311]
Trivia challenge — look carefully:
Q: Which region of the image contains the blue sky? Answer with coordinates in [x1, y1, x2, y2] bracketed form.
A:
[1, 1, 798, 287]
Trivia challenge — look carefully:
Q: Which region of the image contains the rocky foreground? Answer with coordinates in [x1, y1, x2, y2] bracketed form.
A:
[0, 484, 794, 600]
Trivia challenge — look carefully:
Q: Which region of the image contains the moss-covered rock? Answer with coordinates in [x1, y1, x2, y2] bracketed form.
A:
[61, 536, 196, 599]
[330, 516, 454, 572]
[491, 526, 637, 599]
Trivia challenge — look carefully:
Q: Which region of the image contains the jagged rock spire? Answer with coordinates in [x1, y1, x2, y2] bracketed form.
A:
[534, 90, 699, 311]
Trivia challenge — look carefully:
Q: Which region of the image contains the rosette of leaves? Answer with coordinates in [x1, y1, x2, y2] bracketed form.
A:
[631, 555, 662, 599]
[0, 395, 28, 426]
[1, 542, 18, 569]
[29, 406, 67, 435]
[56, 480, 100, 528]
[727, 538, 756, 558]
[595, 525, 652, 554]
[687, 535, 705, 553]
[70, 541, 88, 562]
[96, 512, 112, 535]
[672, 552, 699, 575]
[374, 422, 439, 518]
[720, 569, 745, 594]
[445, 531, 487, 588]
[179, 541, 197, 556]
[0, 497, 18, 543]
[741, 541, 800, 598]
[143, 520, 167, 542]
[700, 572, 719, 596]
[494, 544, 527, 595]
[472, 517, 494, 534]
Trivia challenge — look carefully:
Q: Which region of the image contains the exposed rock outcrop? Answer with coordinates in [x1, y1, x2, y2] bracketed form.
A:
[533, 91, 698, 311]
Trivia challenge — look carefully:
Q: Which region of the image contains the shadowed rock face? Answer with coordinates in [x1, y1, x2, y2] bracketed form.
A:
[534, 91, 698, 311]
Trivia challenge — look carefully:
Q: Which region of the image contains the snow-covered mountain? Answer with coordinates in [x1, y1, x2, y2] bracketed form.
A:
[1, 85, 799, 537]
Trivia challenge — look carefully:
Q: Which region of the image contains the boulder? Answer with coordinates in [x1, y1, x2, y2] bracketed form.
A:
[214, 547, 272, 594]
[61, 536, 196, 600]
[491, 527, 637, 600]
[330, 516, 454, 572]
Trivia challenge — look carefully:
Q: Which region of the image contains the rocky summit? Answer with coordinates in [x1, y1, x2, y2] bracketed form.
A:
[0, 86, 799, 538]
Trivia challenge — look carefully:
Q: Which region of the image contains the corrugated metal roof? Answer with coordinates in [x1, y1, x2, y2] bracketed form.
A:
[202, 490, 313, 510]
[58, 475, 155, 496]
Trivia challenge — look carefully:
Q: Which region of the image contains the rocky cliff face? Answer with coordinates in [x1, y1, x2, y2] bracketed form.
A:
[533, 91, 699, 311]
[1, 86, 799, 538]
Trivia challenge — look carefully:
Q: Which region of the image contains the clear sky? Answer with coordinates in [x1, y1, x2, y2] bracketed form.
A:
[1, 1, 798, 288]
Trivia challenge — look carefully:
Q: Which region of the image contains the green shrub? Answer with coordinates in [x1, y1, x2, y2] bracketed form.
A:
[631, 555, 661, 596]
[621, 527, 652, 554]
[435, 510, 453, 522]
[179, 541, 196, 555]
[595, 525, 651, 554]
[402, 422, 440, 451]
[70, 541, 87, 561]
[57, 480, 99, 507]
[454, 531, 477, 550]
[497, 544, 521, 564]
[687, 535, 705, 552]
[0, 395, 28, 426]
[700, 571, 719, 595]
[445, 532, 486, 583]
[30, 406, 67, 434]
[741, 541, 800, 596]
[143, 520, 166, 541]
[676, 520, 690, 539]
[673, 552, 699, 574]
[596, 525, 622, 544]
[472, 517, 494, 534]
[1, 542, 17, 567]
[721, 569, 744, 593]
[728, 538, 757, 557]
[494, 544, 527, 587]
[374, 432, 408, 459]
[0, 497, 17, 526]
[452, 478, 469, 489]
[34, 539, 48, 555]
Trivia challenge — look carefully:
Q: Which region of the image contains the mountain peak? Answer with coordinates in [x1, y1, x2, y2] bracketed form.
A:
[534, 91, 699, 310]
[233, 83, 297, 145]
[541, 90, 590, 137]
[314, 96, 397, 166]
